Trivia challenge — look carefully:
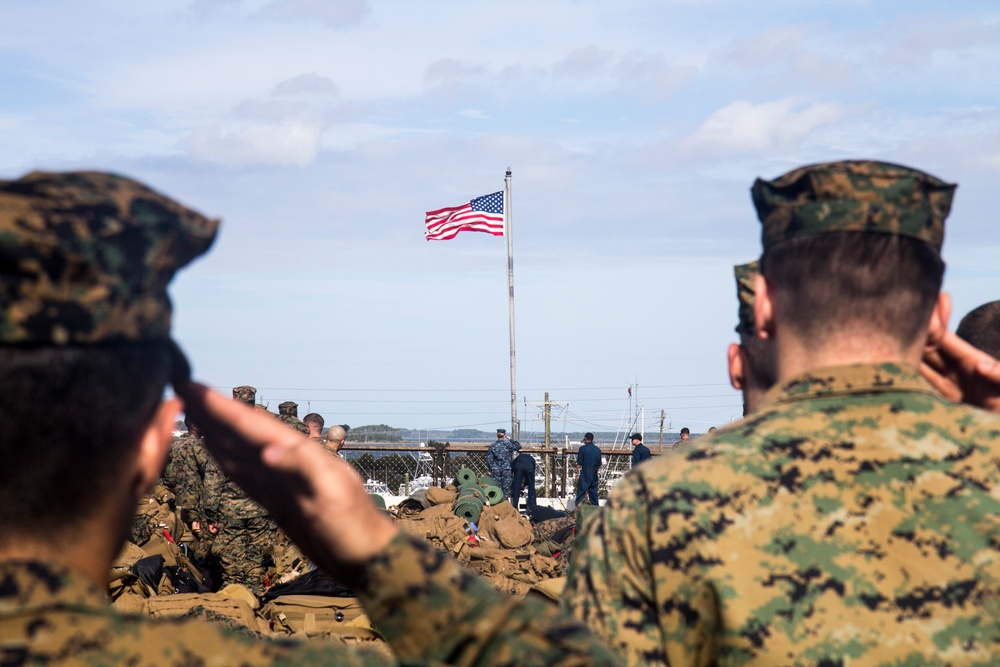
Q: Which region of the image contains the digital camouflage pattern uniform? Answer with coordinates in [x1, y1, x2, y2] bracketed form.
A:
[162, 432, 206, 521]
[487, 435, 521, 499]
[277, 400, 310, 436]
[0, 171, 218, 345]
[733, 260, 758, 337]
[161, 431, 227, 563]
[564, 161, 1000, 665]
[1, 533, 622, 666]
[195, 386, 278, 596]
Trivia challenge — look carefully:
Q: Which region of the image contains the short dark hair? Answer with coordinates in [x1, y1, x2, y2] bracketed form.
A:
[303, 413, 325, 429]
[740, 332, 777, 394]
[680, 427, 690, 435]
[584, 433, 594, 442]
[956, 300, 1000, 359]
[761, 232, 944, 349]
[0, 342, 172, 537]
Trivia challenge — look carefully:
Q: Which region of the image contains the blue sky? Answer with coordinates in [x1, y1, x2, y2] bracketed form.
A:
[3, 1, 999, 438]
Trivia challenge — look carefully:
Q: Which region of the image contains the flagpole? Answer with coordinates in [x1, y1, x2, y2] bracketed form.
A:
[504, 167, 519, 441]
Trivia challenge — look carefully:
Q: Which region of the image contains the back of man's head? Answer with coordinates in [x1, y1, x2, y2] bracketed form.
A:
[584, 432, 594, 442]
[0, 171, 217, 541]
[303, 413, 325, 429]
[956, 300, 1000, 359]
[754, 160, 953, 352]
[183, 414, 201, 439]
[326, 424, 347, 453]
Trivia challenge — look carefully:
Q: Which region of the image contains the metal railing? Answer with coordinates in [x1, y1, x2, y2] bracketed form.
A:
[342, 442, 669, 500]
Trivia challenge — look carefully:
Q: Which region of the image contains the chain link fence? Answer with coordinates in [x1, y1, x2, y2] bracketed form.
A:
[342, 442, 666, 500]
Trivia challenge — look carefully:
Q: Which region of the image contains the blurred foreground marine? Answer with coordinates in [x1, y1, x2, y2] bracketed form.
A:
[565, 160, 1000, 665]
[0, 171, 620, 666]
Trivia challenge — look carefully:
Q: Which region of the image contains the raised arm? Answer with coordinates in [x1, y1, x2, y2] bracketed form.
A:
[177, 381, 623, 667]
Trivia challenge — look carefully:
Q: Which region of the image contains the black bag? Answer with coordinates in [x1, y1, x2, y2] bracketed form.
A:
[262, 568, 354, 602]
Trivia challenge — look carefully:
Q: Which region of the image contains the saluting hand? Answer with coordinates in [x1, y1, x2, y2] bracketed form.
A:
[921, 330, 1000, 413]
[175, 381, 398, 581]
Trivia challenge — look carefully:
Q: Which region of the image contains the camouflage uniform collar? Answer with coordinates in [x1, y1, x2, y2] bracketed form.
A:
[759, 362, 936, 408]
[0, 560, 107, 616]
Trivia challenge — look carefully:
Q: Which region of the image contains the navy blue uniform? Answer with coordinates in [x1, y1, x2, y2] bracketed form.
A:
[631, 443, 652, 467]
[511, 452, 537, 511]
[575, 441, 602, 506]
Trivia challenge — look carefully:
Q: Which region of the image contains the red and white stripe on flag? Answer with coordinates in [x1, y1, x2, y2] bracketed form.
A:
[425, 191, 504, 241]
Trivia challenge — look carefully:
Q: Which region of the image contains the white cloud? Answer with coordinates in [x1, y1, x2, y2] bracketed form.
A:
[881, 16, 1000, 70]
[682, 98, 849, 155]
[424, 58, 490, 85]
[254, 0, 371, 28]
[457, 108, 490, 120]
[552, 46, 615, 78]
[184, 116, 324, 166]
[271, 72, 340, 97]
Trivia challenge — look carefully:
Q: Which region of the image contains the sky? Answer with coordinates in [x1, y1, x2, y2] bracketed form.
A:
[3, 1, 1000, 440]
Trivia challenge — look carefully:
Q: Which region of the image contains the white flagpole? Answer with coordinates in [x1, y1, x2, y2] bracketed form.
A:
[504, 168, 519, 441]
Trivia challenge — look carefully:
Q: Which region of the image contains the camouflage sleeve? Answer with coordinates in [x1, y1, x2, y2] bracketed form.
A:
[358, 532, 623, 667]
[171, 442, 205, 523]
[563, 472, 678, 667]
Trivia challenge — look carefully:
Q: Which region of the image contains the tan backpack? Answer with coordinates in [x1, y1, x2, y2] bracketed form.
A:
[260, 595, 385, 643]
[145, 592, 267, 633]
[493, 516, 533, 549]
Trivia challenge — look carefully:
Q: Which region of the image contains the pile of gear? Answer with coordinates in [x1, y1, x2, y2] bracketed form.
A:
[111, 479, 392, 652]
[391, 468, 598, 599]
[111, 462, 595, 647]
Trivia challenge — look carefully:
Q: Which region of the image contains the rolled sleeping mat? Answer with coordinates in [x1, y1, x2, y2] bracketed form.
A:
[456, 485, 487, 503]
[453, 496, 484, 524]
[479, 475, 498, 487]
[481, 485, 504, 505]
[455, 468, 477, 486]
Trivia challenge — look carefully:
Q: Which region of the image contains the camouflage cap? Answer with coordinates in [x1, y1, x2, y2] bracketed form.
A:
[0, 171, 219, 344]
[232, 385, 256, 405]
[751, 160, 956, 253]
[734, 260, 759, 335]
[278, 401, 298, 417]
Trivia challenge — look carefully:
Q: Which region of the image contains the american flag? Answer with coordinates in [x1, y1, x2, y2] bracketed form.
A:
[425, 191, 504, 241]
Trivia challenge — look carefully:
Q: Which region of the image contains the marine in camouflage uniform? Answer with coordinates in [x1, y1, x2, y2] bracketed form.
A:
[162, 428, 206, 521]
[3, 532, 621, 666]
[487, 428, 521, 499]
[200, 385, 278, 596]
[0, 171, 622, 666]
[565, 161, 1000, 665]
[277, 400, 310, 436]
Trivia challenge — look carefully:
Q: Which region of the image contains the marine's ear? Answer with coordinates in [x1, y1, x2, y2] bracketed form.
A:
[754, 273, 775, 341]
[727, 342, 745, 391]
[925, 291, 952, 349]
[132, 397, 182, 496]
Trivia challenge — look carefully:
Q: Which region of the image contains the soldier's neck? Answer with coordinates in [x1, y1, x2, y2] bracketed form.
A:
[774, 328, 923, 384]
[0, 496, 133, 588]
